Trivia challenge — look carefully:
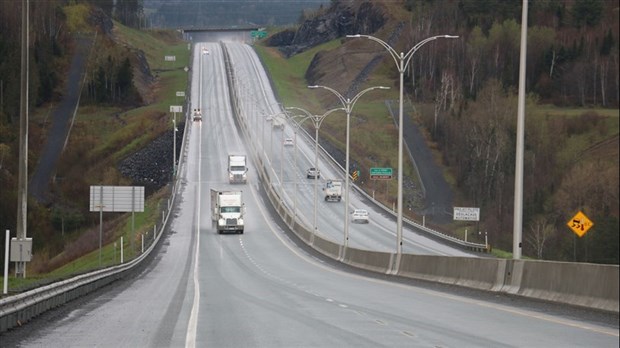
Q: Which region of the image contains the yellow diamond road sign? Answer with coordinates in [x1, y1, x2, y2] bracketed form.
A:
[567, 211, 594, 237]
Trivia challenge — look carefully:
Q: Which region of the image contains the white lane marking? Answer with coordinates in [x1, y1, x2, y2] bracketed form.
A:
[247, 174, 618, 337]
[185, 89, 203, 348]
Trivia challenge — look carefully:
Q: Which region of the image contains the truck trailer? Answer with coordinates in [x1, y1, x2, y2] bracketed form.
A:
[211, 189, 245, 234]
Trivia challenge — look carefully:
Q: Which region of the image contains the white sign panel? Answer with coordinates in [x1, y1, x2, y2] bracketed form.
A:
[169, 105, 183, 113]
[10, 238, 33, 262]
[176, 91, 185, 97]
[164, 55, 176, 61]
[453, 207, 480, 221]
[90, 186, 145, 212]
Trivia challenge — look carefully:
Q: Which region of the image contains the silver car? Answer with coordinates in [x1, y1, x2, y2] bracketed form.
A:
[306, 167, 320, 179]
[351, 209, 369, 223]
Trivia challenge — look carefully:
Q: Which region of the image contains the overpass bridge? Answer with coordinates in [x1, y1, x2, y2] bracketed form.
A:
[182, 26, 265, 43]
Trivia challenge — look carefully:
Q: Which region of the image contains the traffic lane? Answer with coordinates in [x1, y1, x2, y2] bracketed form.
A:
[197, 177, 619, 347]
[229, 41, 476, 257]
[7, 106, 205, 347]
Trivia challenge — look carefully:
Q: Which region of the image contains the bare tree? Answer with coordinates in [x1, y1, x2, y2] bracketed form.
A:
[526, 215, 556, 259]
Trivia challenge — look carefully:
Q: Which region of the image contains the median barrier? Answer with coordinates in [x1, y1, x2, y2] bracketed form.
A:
[506, 260, 619, 313]
[397, 255, 505, 291]
[342, 248, 391, 274]
[221, 43, 619, 314]
[312, 235, 341, 260]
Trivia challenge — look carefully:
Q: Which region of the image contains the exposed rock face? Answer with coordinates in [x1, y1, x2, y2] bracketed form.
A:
[266, 1, 387, 58]
[118, 125, 185, 195]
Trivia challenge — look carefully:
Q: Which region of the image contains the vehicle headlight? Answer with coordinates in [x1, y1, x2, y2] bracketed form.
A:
[218, 219, 225, 226]
[238, 218, 244, 226]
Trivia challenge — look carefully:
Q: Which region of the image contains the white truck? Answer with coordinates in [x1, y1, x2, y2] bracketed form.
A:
[271, 116, 284, 130]
[323, 180, 342, 202]
[211, 189, 245, 234]
[228, 154, 248, 184]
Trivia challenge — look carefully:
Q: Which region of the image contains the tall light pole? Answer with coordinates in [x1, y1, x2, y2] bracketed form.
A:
[286, 106, 344, 234]
[347, 34, 458, 257]
[513, 0, 529, 259]
[308, 85, 389, 248]
[16, 0, 30, 278]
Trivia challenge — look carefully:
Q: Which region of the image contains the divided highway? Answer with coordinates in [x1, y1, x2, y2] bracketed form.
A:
[3, 41, 616, 347]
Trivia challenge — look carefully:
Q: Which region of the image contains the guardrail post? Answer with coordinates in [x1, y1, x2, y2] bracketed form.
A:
[141, 234, 144, 254]
[3, 230, 8, 295]
[154, 225, 157, 240]
[121, 236, 124, 264]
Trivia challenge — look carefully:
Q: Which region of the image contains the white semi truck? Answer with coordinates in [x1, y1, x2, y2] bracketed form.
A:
[211, 189, 245, 234]
[323, 180, 342, 202]
[228, 154, 248, 184]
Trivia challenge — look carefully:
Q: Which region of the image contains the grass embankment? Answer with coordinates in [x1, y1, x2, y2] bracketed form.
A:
[1, 18, 189, 293]
[254, 37, 619, 253]
[254, 40, 414, 211]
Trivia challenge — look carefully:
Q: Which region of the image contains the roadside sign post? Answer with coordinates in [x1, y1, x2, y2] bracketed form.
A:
[164, 55, 176, 70]
[567, 211, 594, 238]
[370, 168, 392, 200]
[170, 105, 183, 177]
[90, 186, 145, 267]
[370, 167, 393, 180]
[453, 207, 480, 221]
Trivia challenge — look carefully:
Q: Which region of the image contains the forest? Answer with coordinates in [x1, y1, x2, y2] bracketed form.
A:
[370, 0, 618, 262]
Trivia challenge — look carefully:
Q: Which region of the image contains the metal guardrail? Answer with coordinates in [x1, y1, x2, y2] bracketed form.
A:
[0, 45, 195, 334]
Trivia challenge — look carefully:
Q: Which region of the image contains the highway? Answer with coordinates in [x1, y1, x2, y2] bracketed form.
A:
[3, 41, 617, 347]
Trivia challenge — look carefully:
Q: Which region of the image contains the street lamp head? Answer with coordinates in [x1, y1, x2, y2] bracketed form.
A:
[445, 35, 459, 39]
[378, 86, 390, 90]
[346, 34, 361, 38]
[308, 85, 319, 89]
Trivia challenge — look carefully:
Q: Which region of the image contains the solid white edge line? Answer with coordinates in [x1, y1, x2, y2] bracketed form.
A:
[185, 46, 202, 348]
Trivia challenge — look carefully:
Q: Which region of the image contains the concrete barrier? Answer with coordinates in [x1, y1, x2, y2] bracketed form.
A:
[397, 254, 506, 291]
[221, 43, 619, 314]
[504, 260, 619, 313]
[312, 235, 341, 260]
[343, 247, 391, 274]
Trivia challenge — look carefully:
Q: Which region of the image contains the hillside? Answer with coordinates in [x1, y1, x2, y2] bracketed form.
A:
[0, 3, 189, 277]
[257, 0, 619, 263]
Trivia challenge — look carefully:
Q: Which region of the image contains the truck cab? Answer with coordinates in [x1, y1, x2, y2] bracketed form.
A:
[228, 154, 248, 184]
[211, 189, 245, 234]
[323, 180, 342, 202]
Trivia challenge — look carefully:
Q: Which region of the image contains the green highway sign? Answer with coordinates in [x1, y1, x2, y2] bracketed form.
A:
[370, 167, 392, 180]
[251, 30, 267, 39]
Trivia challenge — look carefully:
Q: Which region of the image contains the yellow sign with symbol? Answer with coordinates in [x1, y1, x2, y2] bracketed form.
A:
[567, 211, 594, 237]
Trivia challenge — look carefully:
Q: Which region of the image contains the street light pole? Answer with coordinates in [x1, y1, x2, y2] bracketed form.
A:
[347, 34, 458, 257]
[286, 106, 344, 234]
[308, 85, 389, 249]
[513, 0, 529, 260]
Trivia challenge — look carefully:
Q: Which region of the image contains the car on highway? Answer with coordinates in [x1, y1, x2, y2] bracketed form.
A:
[193, 108, 202, 121]
[351, 209, 369, 223]
[283, 137, 294, 147]
[306, 167, 320, 179]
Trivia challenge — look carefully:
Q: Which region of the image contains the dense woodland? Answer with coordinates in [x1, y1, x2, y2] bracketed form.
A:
[0, 0, 618, 267]
[385, 0, 618, 262]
